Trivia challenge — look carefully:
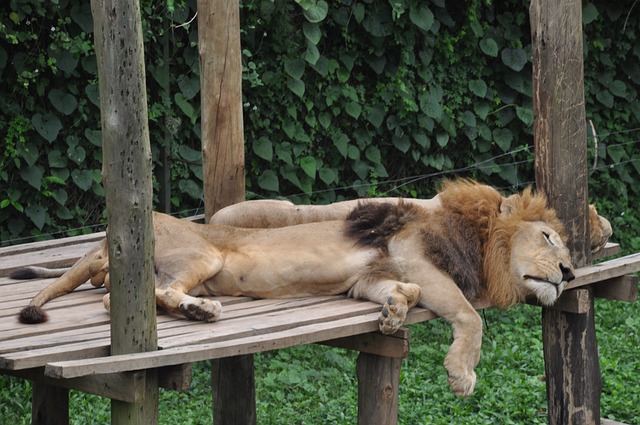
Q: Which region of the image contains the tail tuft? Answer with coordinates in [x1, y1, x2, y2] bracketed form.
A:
[10, 268, 39, 279]
[18, 306, 48, 324]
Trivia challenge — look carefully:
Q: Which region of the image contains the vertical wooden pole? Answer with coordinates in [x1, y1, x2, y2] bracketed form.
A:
[197, 1, 251, 424]
[31, 381, 69, 425]
[198, 0, 245, 222]
[356, 353, 401, 425]
[91, 0, 159, 423]
[530, 1, 601, 424]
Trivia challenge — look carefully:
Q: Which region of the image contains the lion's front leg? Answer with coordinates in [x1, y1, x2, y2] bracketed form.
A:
[412, 267, 482, 397]
[349, 278, 421, 335]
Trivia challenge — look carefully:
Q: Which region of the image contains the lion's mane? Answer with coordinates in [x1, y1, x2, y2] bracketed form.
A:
[346, 179, 567, 308]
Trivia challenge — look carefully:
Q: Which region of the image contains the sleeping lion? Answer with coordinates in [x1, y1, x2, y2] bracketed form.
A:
[13, 179, 612, 397]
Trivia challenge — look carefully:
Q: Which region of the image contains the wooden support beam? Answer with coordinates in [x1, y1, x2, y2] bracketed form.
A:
[31, 381, 69, 425]
[323, 328, 410, 359]
[356, 352, 401, 425]
[91, 0, 159, 422]
[198, 0, 249, 422]
[530, 0, 602, 424]
[593, 275, 638, 303]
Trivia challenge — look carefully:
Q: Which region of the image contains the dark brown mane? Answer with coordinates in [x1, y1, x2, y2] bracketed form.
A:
[345, 200, 421, 250]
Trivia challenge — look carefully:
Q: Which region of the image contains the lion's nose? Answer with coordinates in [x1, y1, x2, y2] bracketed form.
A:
[560, 264, 575, 282]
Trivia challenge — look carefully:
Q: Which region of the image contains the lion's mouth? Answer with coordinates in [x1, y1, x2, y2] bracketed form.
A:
[523, 275, 562, 286]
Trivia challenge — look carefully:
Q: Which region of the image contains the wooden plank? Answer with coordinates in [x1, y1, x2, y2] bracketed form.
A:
[567, 252, 640, 290]
[0, 232, 105, 258]
[323, 328, 410, 359]
[43, 307, 438, 379]
[5, 367, 146, 403]
[601, 419, 630, 425]
[0, 240, 102, 277]
[593, 275, 638, 303]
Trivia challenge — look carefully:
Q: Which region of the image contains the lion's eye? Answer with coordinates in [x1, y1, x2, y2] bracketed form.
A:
[543, 232, 555, 246]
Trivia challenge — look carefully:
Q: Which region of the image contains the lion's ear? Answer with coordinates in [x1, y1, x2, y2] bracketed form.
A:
[499, 195, 518, 217]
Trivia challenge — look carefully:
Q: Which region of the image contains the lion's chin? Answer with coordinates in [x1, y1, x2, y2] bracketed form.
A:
[523, 278, 564, 306]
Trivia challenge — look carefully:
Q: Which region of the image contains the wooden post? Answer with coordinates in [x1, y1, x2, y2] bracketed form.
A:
[356, 353, 402, 425]
[91, 0, 159, 423]
[530, 1, 601, 424]
[198, 0, 245, 222]
[197, 0, 250, 424]
[31, 381, 69, 425]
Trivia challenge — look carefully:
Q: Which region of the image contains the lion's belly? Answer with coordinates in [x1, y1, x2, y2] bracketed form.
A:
[197, 245, 379, 298]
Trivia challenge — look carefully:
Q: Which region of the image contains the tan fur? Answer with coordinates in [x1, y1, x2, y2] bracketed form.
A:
[15, 179, 612, 397]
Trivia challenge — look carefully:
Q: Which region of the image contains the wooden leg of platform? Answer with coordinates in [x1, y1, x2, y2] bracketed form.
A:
[31, 381, 69, 425]
[356, 352, 401, 425]
[211, 355, 256, 425]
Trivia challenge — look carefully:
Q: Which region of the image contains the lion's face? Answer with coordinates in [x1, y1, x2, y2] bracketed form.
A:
[509, 221, 575, 306]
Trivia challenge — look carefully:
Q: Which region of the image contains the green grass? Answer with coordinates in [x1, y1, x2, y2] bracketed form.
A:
[2, 300, 639, 424]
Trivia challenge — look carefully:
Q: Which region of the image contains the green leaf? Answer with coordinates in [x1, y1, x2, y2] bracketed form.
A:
[67, 145, 86, 164]
[258, 170, 279, 192]
[492, 128, 513, 152]
[461, 111, 477, 128]
[583, 3, 598, 24]
[318, 112, 332, 129]
[475, 102, 491, 120]
[332, 132, 349, 157]
[409, 5, 434, 32]
[300, 156, 316, 179]
[178, 145, 201, 162]
[607, 145, 626, 163]
[596, 90, 614, 108]
[345, 102, 362, 119]
[302, 0, 328, 23]
[0, 199, 10, 209]
[84, 129, 102, 147]
[393, 135, 411, 153]
[48, 89, 78, 115]
[175, 92, 197, 123]
[367, 104, 385, 128]
[20, 165, 44, 190]
[71, 169, 93, 191]
[25, 204, 46, 229]
[516, 106, 534, 126]
[32, 113, 62, 142]
[48, 150, 68, 168]
[284, 59, 305, 79]
[304, 42, 320, 65]
[609, 80, 627, 98]
[253, 137, 273, 161]
[436, 132, 449, 148]
[319, 167, 337, 185]
[50, 188, 68, 206]
[179, 179, 202, 200]
[479, 38, 499, 57]
[353, 3, 365, 23]
[414, 133, 429, 149]
[287, 78, 305, 98]
[51, 50, 78, 73]
[365, 146, 381, 164]
[178, 76, 200, 100]
[468, 79, 487, 98]
[501, 48, 528, 71]
[303, 22, 322, 45]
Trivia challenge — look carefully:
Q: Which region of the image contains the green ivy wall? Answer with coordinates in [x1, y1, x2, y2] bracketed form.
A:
[1, 0, 638, 249]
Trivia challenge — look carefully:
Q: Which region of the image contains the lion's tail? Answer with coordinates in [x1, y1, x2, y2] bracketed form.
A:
[18, 239, 108, 324]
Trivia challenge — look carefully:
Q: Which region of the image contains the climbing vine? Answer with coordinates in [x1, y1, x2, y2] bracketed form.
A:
[1, 0, 638, 249]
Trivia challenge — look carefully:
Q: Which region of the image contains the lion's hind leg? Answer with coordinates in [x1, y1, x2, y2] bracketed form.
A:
[348, 276, 421, 335]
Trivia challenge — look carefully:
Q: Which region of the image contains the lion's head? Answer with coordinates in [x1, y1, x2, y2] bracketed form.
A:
[436, 180, 576, 309]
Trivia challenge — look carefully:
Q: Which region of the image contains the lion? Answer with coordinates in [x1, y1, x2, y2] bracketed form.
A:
[12, 179, 611, 397]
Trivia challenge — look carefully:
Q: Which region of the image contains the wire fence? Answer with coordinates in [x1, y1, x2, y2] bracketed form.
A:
[2, 128, 639, 246]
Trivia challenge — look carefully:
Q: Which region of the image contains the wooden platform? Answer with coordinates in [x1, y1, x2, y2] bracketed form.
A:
[1, 233, 638, 424]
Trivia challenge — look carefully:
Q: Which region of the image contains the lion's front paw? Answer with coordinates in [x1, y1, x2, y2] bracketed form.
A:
[447, 368, 477, 397]
[179, 297, 222, 322]
[378, 296, 408, 334]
